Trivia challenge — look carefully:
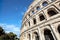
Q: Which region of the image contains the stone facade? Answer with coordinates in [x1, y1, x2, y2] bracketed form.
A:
[20, 0, 60, 40]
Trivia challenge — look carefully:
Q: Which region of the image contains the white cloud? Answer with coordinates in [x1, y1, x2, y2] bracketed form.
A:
[0, 23, 20, 38]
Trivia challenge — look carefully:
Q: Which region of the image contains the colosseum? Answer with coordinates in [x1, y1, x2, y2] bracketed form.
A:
[20, 0, 60, 40]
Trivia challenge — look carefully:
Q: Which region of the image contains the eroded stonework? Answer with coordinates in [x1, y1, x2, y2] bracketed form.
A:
[20, 0, 60, 40]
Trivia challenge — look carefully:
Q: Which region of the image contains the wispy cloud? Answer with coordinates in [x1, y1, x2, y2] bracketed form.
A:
[0, 23, 20, 37]
[21, 7, 27, 16]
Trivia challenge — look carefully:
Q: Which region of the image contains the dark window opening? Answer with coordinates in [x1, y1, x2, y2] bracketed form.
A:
[36, 6, 41, 10]
[28, 14, 30, 17]
[57, 25, 60, 33]
[33, 18, 36, 24]
[32, 11, 35, 14]
[34, 32, 39, 40]
[59, 3, 60, 6]
[28, 22, 30, 26]
[39, 14, 45, 21]
[48, 9, 58, 17]
[44, 29, 54, 40]
[42, 1, 48, 7]
[29, 34, 31, 40]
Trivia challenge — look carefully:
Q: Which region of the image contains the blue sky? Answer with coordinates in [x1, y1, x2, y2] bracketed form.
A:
[0, 0, 33, 37]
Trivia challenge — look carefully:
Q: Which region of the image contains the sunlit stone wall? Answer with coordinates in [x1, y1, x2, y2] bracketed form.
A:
[20, 0, 60, 40]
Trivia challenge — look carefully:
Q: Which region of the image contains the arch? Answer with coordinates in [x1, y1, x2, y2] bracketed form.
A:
[36, 6, 41, 10]
[59, 3, 60, 6]
[42, 1, 48, 7]
[28, 14, 30, 17]
[28, 21, 30, 26]
[57, 25, 60, 33]
[44, 29, 54, 40]
[32, 10, 35, 14]
[34, 32, 39, 40]
[33, 18, 36, 24]
[47, 8, 58, 17]
[28, 34, 31, 40]
[39, 14, 45, 21]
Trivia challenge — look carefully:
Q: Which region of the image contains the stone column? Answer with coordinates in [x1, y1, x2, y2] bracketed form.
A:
[43, 10, 49, 20]
[49, 24, 58, 40]
[30, 33, 32, 40]
[30, 18, 33, 27]
[26, 33, 28, 40]
[38, 27, 42, 40]
[36, 15, 40, 24]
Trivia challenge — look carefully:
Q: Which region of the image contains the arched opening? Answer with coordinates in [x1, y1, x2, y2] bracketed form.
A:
[28, 34, 31, 40]
[32, 10, 35, 14]
[42, 1, 48, 7]
[36, 6, 41, 10]
[39, 14, 45, 21]
[28, 14, 30, 17]
[34, 32, 39, 40]
[33, 18, 36, 24]
[44, 29, 54, 40]
[59, 3, 60, 6]
[57, 25, 60, 33]
[47, 8, 58, 17]
[28, 21, 30, 26]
